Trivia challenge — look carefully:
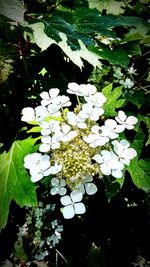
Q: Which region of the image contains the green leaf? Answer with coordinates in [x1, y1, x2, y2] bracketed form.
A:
[0, 138, 38, 230]
[27, 126, 41, 133]
[132, 129, 145, 158]
[88, 45, 129, 68]
[102, 84, 126, 116]
[126, 158, 150, 193]
[0, 0, 25, 22]
[135, 116, 150, 146]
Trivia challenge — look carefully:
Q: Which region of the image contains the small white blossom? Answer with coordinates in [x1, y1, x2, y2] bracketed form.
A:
[52, 95, 72, 108]
[51, 177, 66, 196]
[120, 78, 134, 88]
[60, 190, 86, 219]
[84, 92, 106, 108]
[100, 119, 124, 139]
[82, 103, 104, 121]
[67, 111, 87, 129]
[40, 88, 60, 106]
[115, 110, 138, 130]
[67, 82, 83, 96]
[112, 139, 137, 165]
[39, 134, 60, 152]
[75, 175, 98, 195]
[93, 150, 124, 178]
[47, 104, 61, 117]
[49, 163, 62, 175]
[40, 120, 60, 136]
[24, 153, 51, 182]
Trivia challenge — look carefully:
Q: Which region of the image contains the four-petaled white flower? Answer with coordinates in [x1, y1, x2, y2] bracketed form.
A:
[67, 111, 87, 129]
[93, 150, 124, 178]
[40, 88, 60, 106]
[112, 139, 137, 165]
[84, 92, 106, 108]
[60, 190, 86, 219]
[40, 120, 60, 136]
[67, 82, 84, 96]
[24, 153, 51, 182]
[83, 125, 109, 147]
[100, 119, 124, 139]
[115, 110, 138, 130]
[51, 178, 67, 196]
[52, 95, 72, 108]
[39, 135, 60, 152]
[75, 175, 98, 195]
[81, 103, 104, 121]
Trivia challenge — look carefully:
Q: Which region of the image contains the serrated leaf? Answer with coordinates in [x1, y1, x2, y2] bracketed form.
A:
[0, 138, 38, 230]
[132, 129, 145, 158]
[102, 84, 126, 116]
[0, 0, 25, 22]
[126, 158, 150, 193]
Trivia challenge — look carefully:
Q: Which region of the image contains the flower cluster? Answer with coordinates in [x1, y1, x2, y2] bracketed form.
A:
[21, 82, 138, 219]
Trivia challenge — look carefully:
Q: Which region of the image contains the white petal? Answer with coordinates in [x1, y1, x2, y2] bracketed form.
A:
[49, 88, 60, 98]
[122, 148, 137, 161]
[61, 205, 75, 219]
[84, 175, 93, 183]
[101, 150, 112, 161]
[111, 169, 123, 178]
[31, 173, 43, 182]
[100, 163, 111, 175]
[51, 187, 59, 195]
[40, 91, 50, 100]
[59, 187, 67, 196]
[62, 124, 70, 134]
[51, 178, 59, 186]
[74, 203, 86, 215]
[60, 195, 72, 206]
[39, 144, 50, 152]
[43, 168, 51, 177]
[60, 179, 66, 187]
[85, 183, 98, 195]
[117, 110, 127, 123]
[126, 116, 138, 126]
[70, 190, 83, 203]
[105, 119, 117, 129]
[91, 125, 101, 134]
[21, 107, 35, 122]
[92, 154, 103, 164]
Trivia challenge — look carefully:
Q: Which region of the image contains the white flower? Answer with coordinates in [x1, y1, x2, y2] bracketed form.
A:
[67, 82, 84, 96]
[84, 92, 106, 108]
[52, 95, 72, 108]
[93, 150, 124, 178]
[24, 153, 51, 182]
[51, 178, 66, 196]
[59, 124, 78, 142]
[112, 139, 137, 165]
[115, 110, 138, 130]
[100, 119, 124, 139]
[75, 175, 98, 195]
[67, 111, 87, 129]
[81, 103, 104, 121]
[21, 107, 35, 122]
[60, 190, 86, 219]
[40, 120, 60, 136]
[78, 84, 97, 97]
[40, 88, 60, 106]
[83, 132, 109, 148]
[39, 134, 60, 152]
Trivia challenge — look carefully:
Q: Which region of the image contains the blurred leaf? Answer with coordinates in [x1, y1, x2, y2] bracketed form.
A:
[102, 83, 126, 116]
[14, 239, 27, 261]
[126, 91, 145, 108]
[0, 138, 37, 230]
[27, 126, 41, 133]
[0, 0, 25, 22]
[126, 158, 150, 193]
[87, 0, 126, 15]
[132, 129, 145, 158]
